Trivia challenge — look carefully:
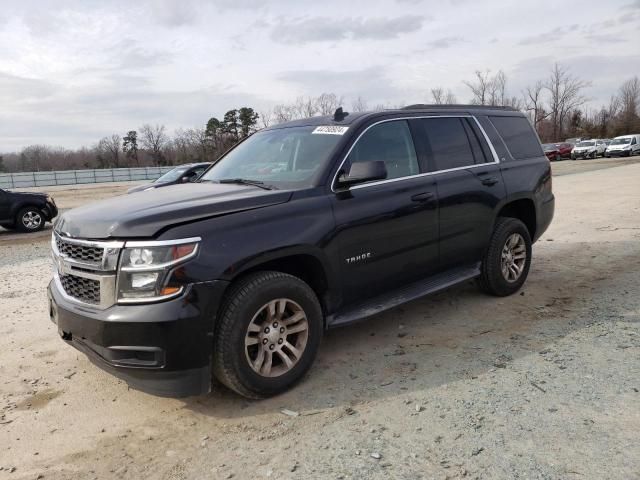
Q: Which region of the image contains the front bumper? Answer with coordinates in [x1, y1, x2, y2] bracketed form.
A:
[48, 278, 228, 397]
[43, 201, 58, 221]
[606, 150, 631, 157]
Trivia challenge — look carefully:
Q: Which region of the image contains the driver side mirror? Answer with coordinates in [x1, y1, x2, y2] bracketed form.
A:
[336, 161, 387, 189]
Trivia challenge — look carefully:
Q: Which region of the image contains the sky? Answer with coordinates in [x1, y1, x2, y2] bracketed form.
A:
[0, 0, 639, 151]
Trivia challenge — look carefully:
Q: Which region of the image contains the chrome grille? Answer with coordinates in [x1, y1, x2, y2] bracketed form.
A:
[55, 237, 104, 263]
[59, 274, 101, 305]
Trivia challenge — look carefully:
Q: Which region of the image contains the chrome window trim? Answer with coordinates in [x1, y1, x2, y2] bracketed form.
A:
[330, 115, 500, 193]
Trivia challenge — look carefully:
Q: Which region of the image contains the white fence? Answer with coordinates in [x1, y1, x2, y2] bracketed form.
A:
[0, 167, 174, 189]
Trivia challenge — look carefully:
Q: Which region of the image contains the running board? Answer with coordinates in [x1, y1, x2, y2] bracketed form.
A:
[326, 264, 481, 328]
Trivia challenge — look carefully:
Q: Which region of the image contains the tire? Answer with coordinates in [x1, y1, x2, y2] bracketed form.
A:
[555, 154, 561, 162]
[477, 217, 532, 297]
[213, 271, 323, 399]
[15, 206, 45, 232]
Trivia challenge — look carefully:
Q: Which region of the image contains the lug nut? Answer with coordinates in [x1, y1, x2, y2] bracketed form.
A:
[269, 344, 275, 350]
[280, 327, 285, 333]
[262, 339, 268, 345]
[273, 322, 278, 327]
[278, 338, 283, 344]
[264, 327, 270, 333]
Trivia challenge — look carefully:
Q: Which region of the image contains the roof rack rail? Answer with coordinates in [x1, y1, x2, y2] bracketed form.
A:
[401, 104, 518, 111]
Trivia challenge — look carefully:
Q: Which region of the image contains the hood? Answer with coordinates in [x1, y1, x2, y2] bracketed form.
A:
[12, 191, 48, 199]
[573, 145, 595, 151]
[56, 182, 293, 239]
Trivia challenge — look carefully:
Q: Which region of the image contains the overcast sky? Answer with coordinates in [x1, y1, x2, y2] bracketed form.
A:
[1, 0, 639, 151]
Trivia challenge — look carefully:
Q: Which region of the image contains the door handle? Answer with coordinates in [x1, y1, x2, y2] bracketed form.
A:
[411, 192, 434, 202]
[481, 177, 499, 186]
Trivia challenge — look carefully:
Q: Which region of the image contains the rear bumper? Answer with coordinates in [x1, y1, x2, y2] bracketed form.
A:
[48, 278, 229, 397]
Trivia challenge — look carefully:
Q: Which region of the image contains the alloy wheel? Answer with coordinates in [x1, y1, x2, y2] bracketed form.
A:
[22, 211, 42, 229]
[501, 233, 527, 282]
[244, 298, 309, 377]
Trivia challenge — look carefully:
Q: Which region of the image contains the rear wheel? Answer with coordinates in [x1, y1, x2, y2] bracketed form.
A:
[213, 271, 323, 399]
[478, 217, 532, 297]
[16, 207, 45, 232]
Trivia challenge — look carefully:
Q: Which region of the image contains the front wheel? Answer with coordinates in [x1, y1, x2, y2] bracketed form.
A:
[16, 207, 45, 232]
[213, 271, 323, 399]
[478, 217, 532, 297]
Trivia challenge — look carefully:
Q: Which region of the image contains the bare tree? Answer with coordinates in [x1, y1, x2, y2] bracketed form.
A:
[106, 134, 121, 167]
[139, 124, 168, 165]
[618, 76, 640, 133]
[523, 81, 550, 128]
[351, 96, 368, 112]
[316, 93, 344, 116]
[431, 87, 457, 104]
[463, 70, 493, 105]
[259, 108, 273, 128]
[272, 104, 295, 124]
[293, 96, 318, 118]
[545, 63, 590, 140]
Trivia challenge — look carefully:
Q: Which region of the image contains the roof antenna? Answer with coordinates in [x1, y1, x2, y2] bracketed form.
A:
[334, 107, 349, 121]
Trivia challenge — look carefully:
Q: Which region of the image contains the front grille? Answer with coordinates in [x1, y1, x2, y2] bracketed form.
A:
[59, 274, 101, 305]
[56, 237, 104, 264]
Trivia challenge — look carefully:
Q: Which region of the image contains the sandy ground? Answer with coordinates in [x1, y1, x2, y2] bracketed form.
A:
[1, 161, 640, 479]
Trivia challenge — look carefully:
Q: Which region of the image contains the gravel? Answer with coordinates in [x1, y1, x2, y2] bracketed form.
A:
[1, 162, 640, 479]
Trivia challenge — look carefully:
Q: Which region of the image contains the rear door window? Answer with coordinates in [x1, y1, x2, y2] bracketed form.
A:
[414, 117, 477, 171]
[489, 116, 543, 160]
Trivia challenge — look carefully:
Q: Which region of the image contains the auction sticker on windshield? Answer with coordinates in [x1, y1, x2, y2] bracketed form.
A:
[312, 126, 349, 135]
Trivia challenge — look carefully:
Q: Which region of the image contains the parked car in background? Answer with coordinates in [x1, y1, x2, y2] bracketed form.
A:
[0, 188, 58, 232]
[571, 139, 606, 159]
[542, 142, 572, 161]
[127, 163, 212, 194]
[542, 144, 562, 161]
[605, 135, 640, 157]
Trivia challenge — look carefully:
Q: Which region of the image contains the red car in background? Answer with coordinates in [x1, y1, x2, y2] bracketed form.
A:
[542, 142, 573, 161]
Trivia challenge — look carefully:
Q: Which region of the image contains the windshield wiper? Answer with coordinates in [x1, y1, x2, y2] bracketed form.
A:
[218, 178, 277, 190]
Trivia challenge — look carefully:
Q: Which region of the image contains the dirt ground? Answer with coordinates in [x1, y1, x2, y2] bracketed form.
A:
[1, 160, 639, 479]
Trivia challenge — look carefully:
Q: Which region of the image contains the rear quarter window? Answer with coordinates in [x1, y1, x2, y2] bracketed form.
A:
[489, 116, 543, 160]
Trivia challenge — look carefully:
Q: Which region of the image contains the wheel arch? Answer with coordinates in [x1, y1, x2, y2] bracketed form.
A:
[493, 196, 537, 241]
[220, 247, 337, 317]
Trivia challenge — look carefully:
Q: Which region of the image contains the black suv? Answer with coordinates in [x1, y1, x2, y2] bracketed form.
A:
[48, 105, 554, 398]
[0, 188, 58, 232]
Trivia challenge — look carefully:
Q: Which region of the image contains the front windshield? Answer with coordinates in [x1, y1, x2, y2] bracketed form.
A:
[542, 144, 556, 151]
[611, 137, 631, 145]
[155, 167, 189, 183]
[200, 126, 343, 189]
[577, 141, 595, 147]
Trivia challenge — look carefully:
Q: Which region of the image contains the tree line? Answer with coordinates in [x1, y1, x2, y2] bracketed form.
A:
[1, 64, 638, 173]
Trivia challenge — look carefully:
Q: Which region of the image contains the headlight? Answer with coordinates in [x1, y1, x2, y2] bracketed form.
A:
[117, 238, 200, 302]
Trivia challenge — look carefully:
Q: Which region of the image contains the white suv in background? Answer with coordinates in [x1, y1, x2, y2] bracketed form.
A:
[605, 135, 640, 157]
[571, 139, 606, 159]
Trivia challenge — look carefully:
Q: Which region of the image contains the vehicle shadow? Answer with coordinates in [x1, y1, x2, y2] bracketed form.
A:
[183, 240, 640, 419]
